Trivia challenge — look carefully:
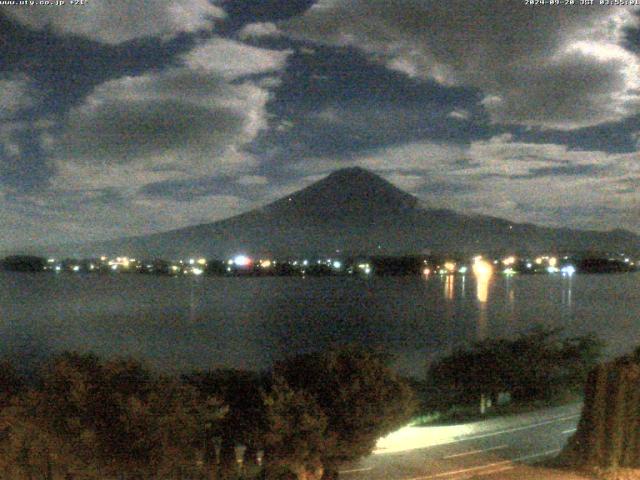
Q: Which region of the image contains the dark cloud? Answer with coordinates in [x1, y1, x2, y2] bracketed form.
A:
[61, 98, 243, 165]
[219, 0, 316, 25]
[140, 175, 268, 202]
[282, 1, 640, 129]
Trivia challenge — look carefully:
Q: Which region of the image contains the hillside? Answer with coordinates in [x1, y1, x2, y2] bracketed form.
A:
[41, 167, 640, 259]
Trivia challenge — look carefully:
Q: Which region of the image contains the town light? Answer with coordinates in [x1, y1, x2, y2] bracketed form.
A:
[233, 255, 252, 267]
[561, 265, 576, 275]
[472, 258, 493, 277]
[444, 261, 456, 273]
[502, 256, 516, 266]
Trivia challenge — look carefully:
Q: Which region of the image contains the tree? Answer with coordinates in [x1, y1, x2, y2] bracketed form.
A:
[183, 369, 268, 452]
[426, 327, 605, 410]
[0, 360, 23, 408]
[561, 354, 640, 470]
[262, 378, 328, 480]
[273, 347, 417, 475]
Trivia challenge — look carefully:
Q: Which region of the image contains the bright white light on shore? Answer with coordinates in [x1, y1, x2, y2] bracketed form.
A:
[197, 258, 207, 266]
[234, 255, 252, 267]
[444, 261, 456, 273]
[458, 266, 468, 274]
[423, 268, 431, 276]
[192, 267, 204, 275]
[259, 259, 272, 268]
[547, 266, 559, 273]
[54, 266, 61, 272]
[332, 260, 342, 269]
[72, 265, 80, 272]
[549, 257, 558, 267]
[561, 265, 576, 275]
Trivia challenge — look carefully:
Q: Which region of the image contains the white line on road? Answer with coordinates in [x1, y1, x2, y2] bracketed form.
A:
[443, 445, 508, 459]
[338, 467, 373, 474]
[476, 465, 515, 477]
[404, 448, 561, 480]
[456, 414, 579, 443]
[562, 428, 577, 434]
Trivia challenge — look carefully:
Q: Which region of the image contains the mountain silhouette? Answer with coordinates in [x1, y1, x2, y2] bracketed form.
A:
[43, 167, 639, 259]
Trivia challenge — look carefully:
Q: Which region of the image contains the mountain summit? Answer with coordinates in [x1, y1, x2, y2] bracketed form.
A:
[45, 168, 639, 258]
[262, 167, 419, 222]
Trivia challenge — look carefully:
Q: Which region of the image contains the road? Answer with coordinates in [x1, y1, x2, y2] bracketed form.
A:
[338, 403, 583, 480]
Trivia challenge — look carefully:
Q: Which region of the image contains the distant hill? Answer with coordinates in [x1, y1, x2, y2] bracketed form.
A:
[41, 167, 640, 259]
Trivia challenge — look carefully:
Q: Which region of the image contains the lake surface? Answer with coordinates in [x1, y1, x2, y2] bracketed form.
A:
[1, 271, 639, 378]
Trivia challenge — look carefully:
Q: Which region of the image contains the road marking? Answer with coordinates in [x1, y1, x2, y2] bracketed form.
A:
[404, 448, 561, 480]
[339, 467, 373, 474]
[476, 465, 515, 476]
[443, 445, 508, 459]
[454, 414, 579, 443]
[562, 428, 577, 434]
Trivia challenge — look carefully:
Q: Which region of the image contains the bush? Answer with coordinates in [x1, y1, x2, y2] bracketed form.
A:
[426, 327, 604, 410]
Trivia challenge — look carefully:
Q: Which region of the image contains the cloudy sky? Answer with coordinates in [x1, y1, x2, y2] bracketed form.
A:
[0, 0, 639, 252]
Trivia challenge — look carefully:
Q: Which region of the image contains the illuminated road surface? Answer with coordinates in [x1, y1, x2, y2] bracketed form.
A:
[339, 403, 582, 480]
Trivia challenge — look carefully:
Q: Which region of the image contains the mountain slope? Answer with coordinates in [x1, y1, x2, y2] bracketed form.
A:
[45, 167, 639, 259]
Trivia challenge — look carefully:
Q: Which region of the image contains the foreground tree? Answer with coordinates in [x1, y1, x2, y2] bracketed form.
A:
[0, 352, 227, 479]
[262, 379, 328, 480]
[272, 347, 417, 478]
[562, 350, 640, 471]
[426, 327, 604, 410]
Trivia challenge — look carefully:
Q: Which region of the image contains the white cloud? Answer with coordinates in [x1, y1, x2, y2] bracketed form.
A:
[236, 175, 269, 186]
[282, 1, 640, 130]
[448, 109, 469, 121]
[0, 74, 33, 119]
[1, 0, 224, 44]
[184, 37, 291, 79]
[238, 22, 282, 40]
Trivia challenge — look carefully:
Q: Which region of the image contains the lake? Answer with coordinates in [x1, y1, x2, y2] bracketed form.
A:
[1, 271, 639, 378]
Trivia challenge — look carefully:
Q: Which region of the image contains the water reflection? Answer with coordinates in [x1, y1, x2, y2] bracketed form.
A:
[561, 275, 574, 309]
[444, 274, 455, 301]
[460, 275, 466, 299]
[473, 259, 493, 304]
[473, 259, 494, 341]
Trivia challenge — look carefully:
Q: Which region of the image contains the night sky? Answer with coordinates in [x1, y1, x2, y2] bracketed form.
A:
[0, 1, 639, 252]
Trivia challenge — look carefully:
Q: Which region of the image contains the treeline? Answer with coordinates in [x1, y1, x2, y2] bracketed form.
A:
[0, 347, 416, 480]
[423, 327, 604, 413]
